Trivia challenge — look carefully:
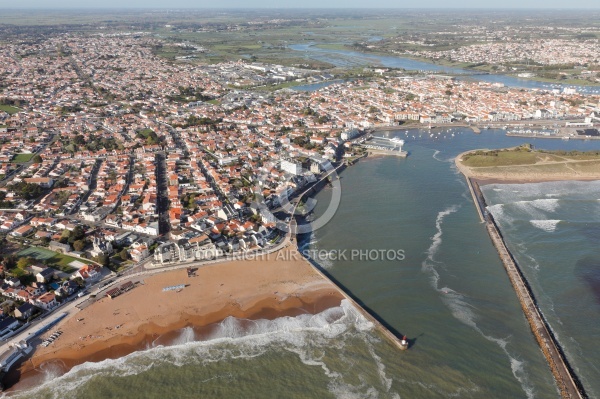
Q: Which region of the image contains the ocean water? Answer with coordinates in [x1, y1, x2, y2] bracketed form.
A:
[482, 180, 600, 399]
[7, 129, 600, 398]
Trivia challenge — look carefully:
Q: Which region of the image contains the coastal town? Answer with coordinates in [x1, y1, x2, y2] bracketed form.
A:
[0, 14, 599, 396]
[1, 33, 600, 338]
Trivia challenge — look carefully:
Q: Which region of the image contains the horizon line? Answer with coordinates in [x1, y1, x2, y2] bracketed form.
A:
[1, 7, 600, 10]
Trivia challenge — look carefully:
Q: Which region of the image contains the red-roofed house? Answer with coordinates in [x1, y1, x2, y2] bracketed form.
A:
[75, 264, 102, 285]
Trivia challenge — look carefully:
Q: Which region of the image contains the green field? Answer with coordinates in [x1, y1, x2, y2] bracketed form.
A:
[0, 105, 19, 115]
[462, 147, 600, 168]
[459, 147, 600, 181]
[461, 148, 539, 167]
[314, 43, 353, 51]
[11, 153, 34, 163]
[17, 246, 79, 274]
[255, 80, 305, 92]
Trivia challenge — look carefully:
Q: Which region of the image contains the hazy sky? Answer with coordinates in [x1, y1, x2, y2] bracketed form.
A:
[3, 1, 599, 9]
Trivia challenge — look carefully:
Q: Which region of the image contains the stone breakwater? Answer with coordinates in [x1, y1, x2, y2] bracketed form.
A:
[300, 253, 410, 352]
[467, 177, 586, 399]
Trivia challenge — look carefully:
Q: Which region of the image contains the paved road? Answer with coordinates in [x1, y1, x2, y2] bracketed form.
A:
[0, 158, 341, 360]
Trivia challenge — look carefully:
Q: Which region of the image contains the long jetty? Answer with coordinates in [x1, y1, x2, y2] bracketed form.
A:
[299, 252, 409, 351]
[289, 167, 409, 351]
[464, 177, 586, 399]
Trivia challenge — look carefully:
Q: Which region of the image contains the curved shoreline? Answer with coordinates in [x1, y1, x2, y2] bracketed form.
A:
[6, 247, 346, 392]
[10, 292, 343, 392]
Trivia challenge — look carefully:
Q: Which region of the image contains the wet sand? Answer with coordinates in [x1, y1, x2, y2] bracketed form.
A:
[11, 247, 344, 390]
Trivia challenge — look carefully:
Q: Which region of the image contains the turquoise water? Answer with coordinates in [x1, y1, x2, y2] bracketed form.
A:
[7, 129, 600, 398]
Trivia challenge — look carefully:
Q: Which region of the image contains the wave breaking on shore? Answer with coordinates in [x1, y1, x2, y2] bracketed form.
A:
[6, 300, 402, 399]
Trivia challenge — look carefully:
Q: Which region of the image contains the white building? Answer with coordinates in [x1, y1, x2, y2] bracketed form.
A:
[280, 159, 302, 176]
[340, 129, 360, 141]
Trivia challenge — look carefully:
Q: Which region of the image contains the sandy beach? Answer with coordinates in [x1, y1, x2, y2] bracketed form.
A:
[11, 247, 344, 388]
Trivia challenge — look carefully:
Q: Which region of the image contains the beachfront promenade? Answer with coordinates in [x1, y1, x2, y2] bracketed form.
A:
[2, 163, 344, 350]
[0, 160, 414, 383]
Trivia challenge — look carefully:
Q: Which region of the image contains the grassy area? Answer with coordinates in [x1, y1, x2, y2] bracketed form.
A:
[462, 151, 537, 167]
[470, 159, 600, 178]
[255, 80, 305, 92]
[17, 246, 79, 274]
[536, 149, 600, 159]
[315, 43, 352, 51]
[461, 146, 540, 167]
[0, 105, 19, 115]
[508, 74, 600, 87]
[462, 146, 600, 168]
[212, 43, 262, 52]
[11, 153, 34, 163]
[460, 146, 600, 180]
[138, 128, 154, 136]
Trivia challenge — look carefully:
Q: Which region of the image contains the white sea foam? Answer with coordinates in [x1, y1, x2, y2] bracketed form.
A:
[530, 198, 560, 213]
[365, 337, 393, 391]
[510, 358, 536, 399]
[421, 206, 534, 399]
[512, 199, 560, 218]
[298, 232, 317, 253]
[486, 203, 515, 226]
[421, 205, 459, 289]
[172, 326, 196, 345]
[6, 300, 388, 399]
[38, 362, 64, 385]
[441, 290, 535, 399]
[426, 206, 459, 262]
[521, 250, 541, 272]
[530, 219, 561, 232]
[299, 234, 334, 269]
[432, 150, 453, 163]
